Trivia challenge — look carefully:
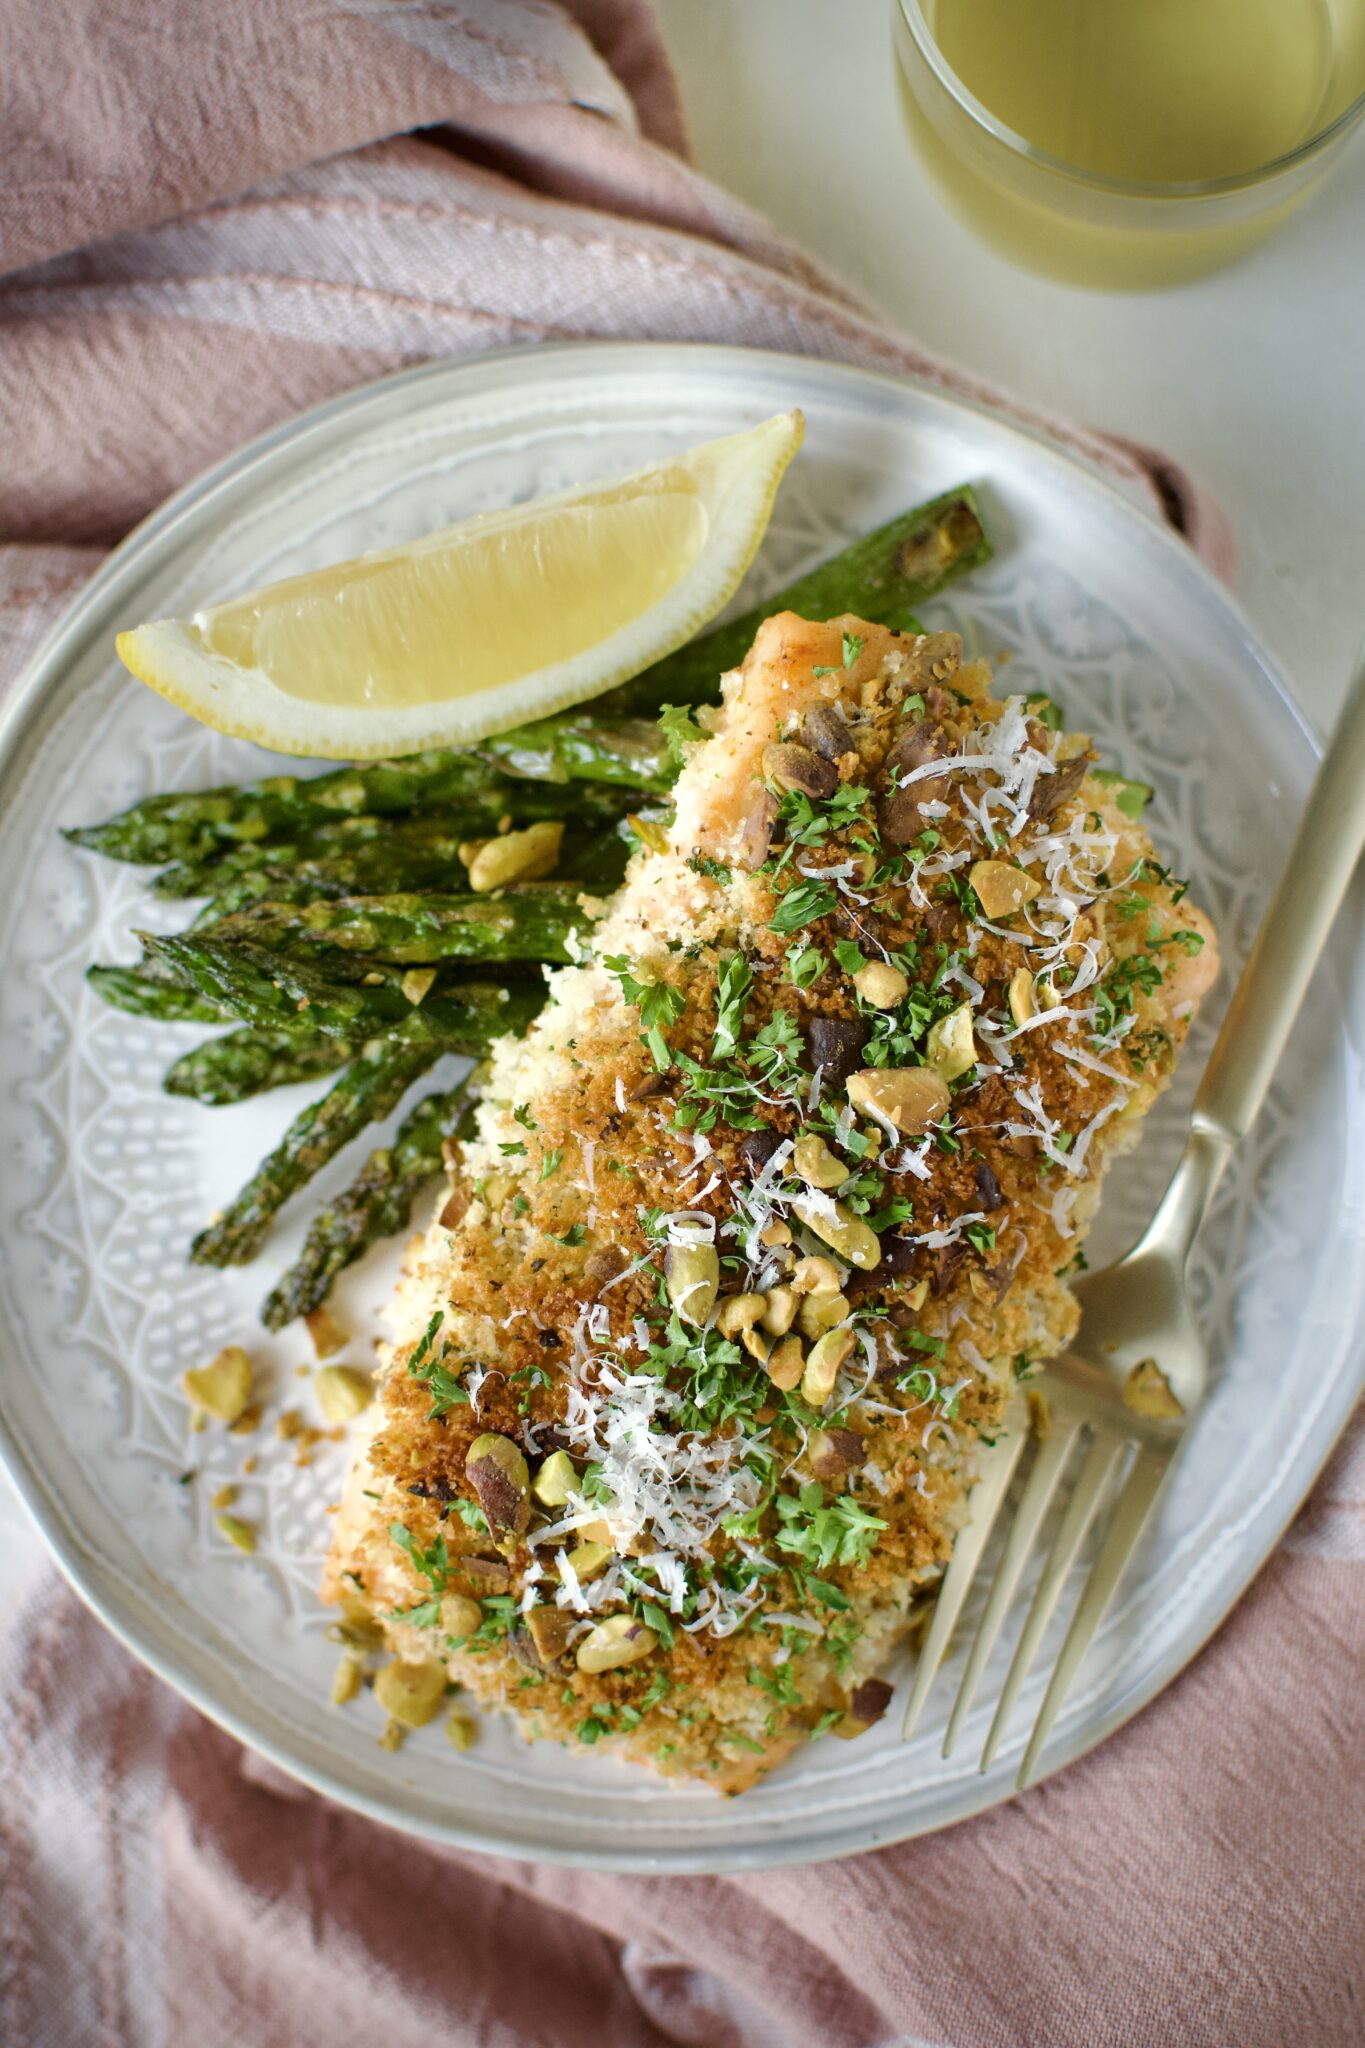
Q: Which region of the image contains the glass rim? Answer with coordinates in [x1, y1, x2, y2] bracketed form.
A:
[895, 0, 1365, 200]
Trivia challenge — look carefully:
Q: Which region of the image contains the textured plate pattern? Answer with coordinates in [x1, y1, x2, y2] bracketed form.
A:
[0, 345, 1361, 1871]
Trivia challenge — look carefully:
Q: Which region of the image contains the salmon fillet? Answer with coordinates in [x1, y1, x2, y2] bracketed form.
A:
[324, 611, 1217, 1791]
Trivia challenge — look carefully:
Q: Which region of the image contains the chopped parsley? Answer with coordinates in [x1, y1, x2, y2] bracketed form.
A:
[775, 1483, 887, 1572]
[405, 1311, 470, 1419]
[388, 1522, 449, 1628]
[658, 702, 705, 767]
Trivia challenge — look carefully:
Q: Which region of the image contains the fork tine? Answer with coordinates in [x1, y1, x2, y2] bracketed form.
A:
[1016, 1444, 1168, 1788]
[900, 1419, 1028, 1740]
[979, 1430, 1125, 1772]
[941, 1421, 1081, 1758]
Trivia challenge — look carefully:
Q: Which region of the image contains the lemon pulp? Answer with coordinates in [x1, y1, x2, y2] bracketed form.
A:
[199, 482, 707, 710]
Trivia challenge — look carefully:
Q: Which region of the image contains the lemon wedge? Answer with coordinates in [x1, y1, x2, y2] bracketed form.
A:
[116, 412, 803, 758]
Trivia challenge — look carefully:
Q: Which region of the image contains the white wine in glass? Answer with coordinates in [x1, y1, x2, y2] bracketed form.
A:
[894, 0, 1365, 285]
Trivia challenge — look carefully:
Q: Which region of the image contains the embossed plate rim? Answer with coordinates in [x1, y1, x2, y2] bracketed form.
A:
[0, 341, 1360, 1873]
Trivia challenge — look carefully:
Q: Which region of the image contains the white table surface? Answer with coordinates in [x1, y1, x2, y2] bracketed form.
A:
[4, 0, 1363, 1609]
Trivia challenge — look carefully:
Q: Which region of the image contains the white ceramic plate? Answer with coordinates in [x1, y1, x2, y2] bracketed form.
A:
[1, 344, 1361, 1873]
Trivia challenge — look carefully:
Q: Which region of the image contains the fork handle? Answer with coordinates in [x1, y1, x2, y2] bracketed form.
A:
[1162, 642, 1365, 1250]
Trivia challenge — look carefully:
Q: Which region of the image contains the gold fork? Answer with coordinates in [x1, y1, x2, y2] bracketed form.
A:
[903, 645, 1365, 1788]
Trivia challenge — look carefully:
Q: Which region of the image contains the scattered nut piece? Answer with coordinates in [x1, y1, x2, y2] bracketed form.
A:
[925, 1001, 978, 1082]
[851, 960, 909, 1009]
[462, 1556, 511, 1599]
[792, 1132, 848, 1191]
[760, 1220, 793, 1249]
[276, 1408, 303, 1441]
[440, 1594, 482, 1640]
[716, 1292, 766, 1336]
[183, 1345, 253, 1425]
[575, 1614, 658, 1674]
[402, 963, 436, 1005]
[465, 820, 564, 892]
[664, 1242, 720, 1326]
[832, 1677, 894, 1738]
[526, 1604, 576, 1666]
[761, 739, 837, 800]
[760, 1284, 798, 1337]
[969, 860, 1042, 920]
[1008, 967, 1037, 1027]
[1123, 1359, 1184, 1419]
[791, 1255, 842, 1295]
[329, 1620, 383, 1655]
[807, 1427, 867, 1481]
[740, 1325, 771, 1364]
[331, 1655, 362, 1706]
[314, 1365, 373, 1424]
[901, 1277, 930, 1311]
[303, 1305, 348, 1359]
[445, 1709, 479, 1752]
[465, 1433, 531, 1538]
[797, 1288, 851, 1341]
[210, 1483, 237, 1511]
[214, 1512, 257, 1554]
[373, 1656, 447, 1728]
[564, 1539, 612, 1580]
[532, 1449, 578, 1507]
[801, 1326, 855, 1407]
[764, 1334, 805, 1391]
[378, 1720, 406, 1753]
[845, 1065, 950, 1136]
[791, 1196, 881, 1271]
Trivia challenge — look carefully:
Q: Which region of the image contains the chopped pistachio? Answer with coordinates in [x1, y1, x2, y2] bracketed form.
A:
[373, 1656, 447, 1728]
[716, 1292, 766, 1336]
[331, 1655, 363, 1706]
[851, 959, 909, 1008]
[466, 820, 564, 892]
[303, 1305, 348, 1359]
[445, 1708, 479, 1751]
[969, 860, 1042, 919]
[214, 1512, 257, 1554]
[564, 1540, 613, 1581]
[792, 1132, 848, 1191]
[801, 1326, 856, 1407]
[1123, 1358, 1184, 1419]
[846, 1065, 950, 1137]
[797, 1287, 851, 1341]
[1008, 967, 1037, 1027]
[663, 1242, 720, 1326]
[526, 1451, 572, 1508]
[314, 1365, 373, 1424]
[401, 967, 437, 1007]
[182, 1345, 253, 1425]
[576, 1614, 658, 1674]
[925, 1001, 977, 1082]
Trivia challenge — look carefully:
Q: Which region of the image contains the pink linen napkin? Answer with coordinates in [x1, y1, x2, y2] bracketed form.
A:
[0, 6, 1358, 2045]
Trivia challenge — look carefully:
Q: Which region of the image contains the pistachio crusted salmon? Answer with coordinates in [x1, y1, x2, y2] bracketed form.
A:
[324, 610, 1217, 1790]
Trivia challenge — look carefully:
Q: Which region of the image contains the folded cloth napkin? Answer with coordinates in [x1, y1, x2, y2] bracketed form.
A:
[0, 6, 1358, 2046]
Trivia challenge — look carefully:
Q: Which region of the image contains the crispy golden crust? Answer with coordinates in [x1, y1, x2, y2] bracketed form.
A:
[325, 611, 1216, 1791]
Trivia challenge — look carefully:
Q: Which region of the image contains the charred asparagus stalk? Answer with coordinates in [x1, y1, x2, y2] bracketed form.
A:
[163, 1027, 355, 1106]
[208, 884, 588, 967]
[140, 932, 540, 1048]
[190, 1040, 441, 1266]
[85, 962, 240, 1025]
[604, 484, 989, 718]
[64, 752, 637, 868]
[260, 1073, 478, 1328]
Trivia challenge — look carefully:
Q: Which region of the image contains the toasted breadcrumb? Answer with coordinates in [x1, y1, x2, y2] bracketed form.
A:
[325, 612, 1217, 1791]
